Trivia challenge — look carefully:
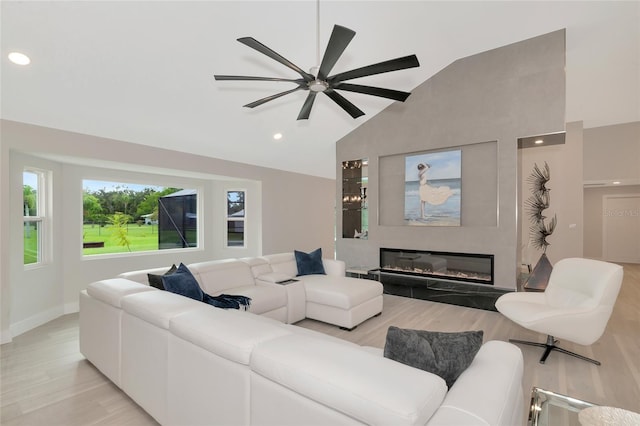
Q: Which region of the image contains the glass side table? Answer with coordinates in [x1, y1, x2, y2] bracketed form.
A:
[528, 387, 595, 426]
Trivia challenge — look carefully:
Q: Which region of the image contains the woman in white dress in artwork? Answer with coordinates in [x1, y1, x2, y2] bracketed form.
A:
[417, 163, 454, 218]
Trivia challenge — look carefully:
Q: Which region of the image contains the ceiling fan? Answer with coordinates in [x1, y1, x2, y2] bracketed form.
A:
[214, 24, 420, 120]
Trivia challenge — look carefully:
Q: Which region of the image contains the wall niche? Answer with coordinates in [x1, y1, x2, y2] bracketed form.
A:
[342, 159, 368, 239]
[378, 141, 498, 227]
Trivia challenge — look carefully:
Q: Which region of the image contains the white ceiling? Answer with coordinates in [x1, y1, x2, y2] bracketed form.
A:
[2, 1, 638, 179]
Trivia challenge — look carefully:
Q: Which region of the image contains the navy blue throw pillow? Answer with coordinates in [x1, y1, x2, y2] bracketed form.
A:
[161, 263, 204, 301]
[147, 264, 177, 290]
[294, 248, 326, 276]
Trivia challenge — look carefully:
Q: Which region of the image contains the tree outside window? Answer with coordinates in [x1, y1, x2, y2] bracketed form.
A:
[82, 180, 198, 255]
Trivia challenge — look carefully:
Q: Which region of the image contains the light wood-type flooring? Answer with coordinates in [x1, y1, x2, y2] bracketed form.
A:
[1, 263, 639, 426]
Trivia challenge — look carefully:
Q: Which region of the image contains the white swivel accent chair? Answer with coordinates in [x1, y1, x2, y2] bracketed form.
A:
[495, 258, 623, 365]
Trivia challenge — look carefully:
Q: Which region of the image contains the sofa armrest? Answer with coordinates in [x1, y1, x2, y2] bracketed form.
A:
[426, 340, 524, 426]
[322, 259, 346, 276]
[255, 271, 294, 284]
[255, 281, 292, 291]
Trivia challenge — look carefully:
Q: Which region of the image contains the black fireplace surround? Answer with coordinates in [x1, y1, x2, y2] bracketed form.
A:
[378, 248, 508, 311]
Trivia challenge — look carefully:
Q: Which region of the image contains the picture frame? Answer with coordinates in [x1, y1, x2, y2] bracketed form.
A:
[404, 149, 461, 226]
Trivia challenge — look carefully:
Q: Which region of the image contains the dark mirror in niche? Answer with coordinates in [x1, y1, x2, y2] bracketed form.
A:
[342, 159, 368, 239]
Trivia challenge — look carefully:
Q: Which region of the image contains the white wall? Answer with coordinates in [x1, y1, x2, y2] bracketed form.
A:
[584, 122, 640, 184]
[9, 153, 64, 336]
[0, 120, 335, 342]
[583, 121, 640, 260]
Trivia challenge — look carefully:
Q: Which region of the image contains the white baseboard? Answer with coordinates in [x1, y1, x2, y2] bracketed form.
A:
[0, 329, 12, 344]
[9, 306, 64, 339]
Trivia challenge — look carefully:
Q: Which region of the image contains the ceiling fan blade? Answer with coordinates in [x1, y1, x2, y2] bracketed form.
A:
[214, 75, 303, 84]
[237, 37, 315, 82]
[243, 87, 303, 109]
[324, 89, 365, 119]
[297, 92, 318, 120]
[317, 25, 356, 81]
[332, 83, 412, 102]
[328, 54, 420, 84]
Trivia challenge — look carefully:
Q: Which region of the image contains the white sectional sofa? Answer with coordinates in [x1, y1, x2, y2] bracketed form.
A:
[79, 252, 524, 426]
[116, 253, 383, 329]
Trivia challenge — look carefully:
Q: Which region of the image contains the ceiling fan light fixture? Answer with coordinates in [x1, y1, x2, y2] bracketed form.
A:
[308, 80, 328, 92]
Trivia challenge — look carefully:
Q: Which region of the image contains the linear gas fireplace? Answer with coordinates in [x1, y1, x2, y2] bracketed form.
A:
[377, 249, 504, 311]
[380, 248, 494, 286]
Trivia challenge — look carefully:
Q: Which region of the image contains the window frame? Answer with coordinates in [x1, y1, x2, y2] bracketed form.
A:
[23, 168, 48, 268]
[226, 189, 246, 248]
[81, 179, 203, 258]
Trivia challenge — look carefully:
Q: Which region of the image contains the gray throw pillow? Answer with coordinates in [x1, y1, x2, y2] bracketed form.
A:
[383, 326, 483, 389]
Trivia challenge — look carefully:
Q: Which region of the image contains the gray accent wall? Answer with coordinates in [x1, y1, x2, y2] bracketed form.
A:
[336, 30, 566, 289]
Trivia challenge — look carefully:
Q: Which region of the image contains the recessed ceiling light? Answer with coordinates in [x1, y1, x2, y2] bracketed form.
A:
[8, 52, 30, 66]
[534, 139, 544, 145]
[273, 133, 283, 140]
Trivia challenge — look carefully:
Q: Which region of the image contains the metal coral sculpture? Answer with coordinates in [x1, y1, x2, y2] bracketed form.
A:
[523, 162, 556, 291]
[526, 162, 556, 253]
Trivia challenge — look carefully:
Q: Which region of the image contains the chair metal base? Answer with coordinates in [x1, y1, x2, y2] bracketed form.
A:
[509, 335, 601, 365]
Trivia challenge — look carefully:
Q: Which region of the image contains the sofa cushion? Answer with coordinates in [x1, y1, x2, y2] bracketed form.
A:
[281, 324, 362, 350]
[188, 259, 256, 294]
[251, 333, 447, 426]
[169, 308, 291, 365]
[302, 275, 383, 309]
[119, 267, 174, 285]
[86, 278, 156, 308]
[162, 263, 204, 301]
[383, 326, 483, 389]
[147, 264, 177, 290]
[295, 248, 326, 276]
[240, 256, 273, 278]
[262, 253, 298, 277]
[121, 290, 207, 329]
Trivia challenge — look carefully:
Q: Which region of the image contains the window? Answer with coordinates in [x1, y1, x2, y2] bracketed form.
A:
[23, 169, 46, 265]
[82, 180, 198, 255]
[227, 190, 245, 247]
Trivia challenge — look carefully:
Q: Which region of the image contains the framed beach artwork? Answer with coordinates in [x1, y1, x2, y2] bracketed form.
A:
[404, 149, 461, 226]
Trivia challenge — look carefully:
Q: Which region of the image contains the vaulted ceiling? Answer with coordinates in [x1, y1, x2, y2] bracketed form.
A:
[2, 1, 638, 178]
